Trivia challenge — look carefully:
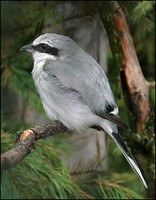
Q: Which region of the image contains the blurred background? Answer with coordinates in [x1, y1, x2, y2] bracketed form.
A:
[1, 1, 155, 199]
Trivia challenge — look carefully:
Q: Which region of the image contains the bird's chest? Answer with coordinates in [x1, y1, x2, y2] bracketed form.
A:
[32, 62, 59, 119]
[32, 61, 51, 89]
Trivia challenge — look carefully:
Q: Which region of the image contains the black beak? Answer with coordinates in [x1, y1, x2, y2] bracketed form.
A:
[20, 44, 34, 53]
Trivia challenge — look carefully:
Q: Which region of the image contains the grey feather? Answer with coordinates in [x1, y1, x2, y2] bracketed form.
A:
[20, 33, 148, 188]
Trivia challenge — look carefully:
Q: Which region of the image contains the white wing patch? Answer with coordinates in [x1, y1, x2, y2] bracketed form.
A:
[110, 107, 119, 115]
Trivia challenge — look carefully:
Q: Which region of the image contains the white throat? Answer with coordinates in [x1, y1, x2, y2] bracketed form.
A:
[33, 52, 57, 67]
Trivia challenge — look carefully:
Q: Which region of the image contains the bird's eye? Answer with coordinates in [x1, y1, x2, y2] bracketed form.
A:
[34, 43, 49, 52]
[40, 44, 48, 50]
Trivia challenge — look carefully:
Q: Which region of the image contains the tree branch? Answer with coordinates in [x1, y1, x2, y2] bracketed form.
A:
[1, 121, 67, 171]
[109, 1, 152, 131]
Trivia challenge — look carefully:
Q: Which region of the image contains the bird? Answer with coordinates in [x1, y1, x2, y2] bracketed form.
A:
[20, 33, 147, 188]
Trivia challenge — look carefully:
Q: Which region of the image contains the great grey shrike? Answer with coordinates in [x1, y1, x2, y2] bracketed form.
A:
[20, 33, 147, 188]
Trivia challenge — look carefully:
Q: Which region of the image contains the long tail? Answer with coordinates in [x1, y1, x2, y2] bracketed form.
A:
[112, 131, 148, 188]
[99, 121, 148, 188]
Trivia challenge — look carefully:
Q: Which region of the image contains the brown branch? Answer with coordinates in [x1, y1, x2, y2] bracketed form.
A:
[109, 1, 152, 132]
[1, 121, 67, 171]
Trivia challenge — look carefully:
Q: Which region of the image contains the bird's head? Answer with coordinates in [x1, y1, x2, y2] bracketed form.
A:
[20, 33, 81, 64]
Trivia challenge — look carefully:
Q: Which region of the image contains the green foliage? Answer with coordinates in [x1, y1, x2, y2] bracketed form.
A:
[129, 1, 155, 48]
[1, 131, 145, 199]
[81, 181, 143, 199]
[1, 132, 83, 199]
[128, 1, 155, 79]
[1, 66, 45, 117]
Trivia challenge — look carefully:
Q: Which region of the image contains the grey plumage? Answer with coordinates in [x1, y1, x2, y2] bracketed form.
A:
[20, 33, 147, 188]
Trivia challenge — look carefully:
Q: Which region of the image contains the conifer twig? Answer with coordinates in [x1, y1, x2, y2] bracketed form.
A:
[1, 121, 67, 171]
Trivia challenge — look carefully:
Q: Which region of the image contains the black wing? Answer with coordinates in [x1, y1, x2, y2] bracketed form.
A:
[97, 111, 128, 130]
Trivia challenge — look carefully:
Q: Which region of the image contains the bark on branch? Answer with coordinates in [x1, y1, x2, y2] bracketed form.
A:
[109, 1, 154, 131]
[1, 121, 67, 171]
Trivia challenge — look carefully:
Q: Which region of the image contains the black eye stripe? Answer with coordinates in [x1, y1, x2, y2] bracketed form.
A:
[34, 43, 59, 56]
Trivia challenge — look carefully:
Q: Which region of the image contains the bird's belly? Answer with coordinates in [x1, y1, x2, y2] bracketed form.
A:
[33, 71, 98, 131]
[38, 85, 97, 132]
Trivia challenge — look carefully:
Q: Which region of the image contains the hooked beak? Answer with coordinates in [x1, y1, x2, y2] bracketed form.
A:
[20, 44, 34, 53]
